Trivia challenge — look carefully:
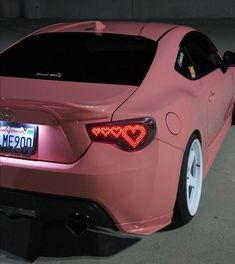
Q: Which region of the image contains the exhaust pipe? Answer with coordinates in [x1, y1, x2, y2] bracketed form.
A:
[66, 213, 92, 237]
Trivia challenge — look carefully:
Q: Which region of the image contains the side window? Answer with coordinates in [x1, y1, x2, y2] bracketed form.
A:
[175, 47, 196, 79]
[180, 32, 221, 79]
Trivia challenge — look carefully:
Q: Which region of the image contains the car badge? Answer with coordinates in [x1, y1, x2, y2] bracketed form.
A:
[0, 108, 16, 122]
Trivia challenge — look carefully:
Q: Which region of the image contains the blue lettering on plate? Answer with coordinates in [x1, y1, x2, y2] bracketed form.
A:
[2, 134, 8, 147]
[9, 135, 14, 146]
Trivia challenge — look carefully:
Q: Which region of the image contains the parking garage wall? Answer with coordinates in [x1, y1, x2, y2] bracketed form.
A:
[1, 0, 235, 19]
[40, 0, 235, 20]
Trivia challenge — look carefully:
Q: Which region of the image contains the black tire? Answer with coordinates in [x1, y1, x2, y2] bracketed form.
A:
[172, 133, 203, 227]
[232, 104, 235, 125]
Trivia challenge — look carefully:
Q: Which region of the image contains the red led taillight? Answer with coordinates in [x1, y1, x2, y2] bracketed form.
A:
[87, 118, 156, 151]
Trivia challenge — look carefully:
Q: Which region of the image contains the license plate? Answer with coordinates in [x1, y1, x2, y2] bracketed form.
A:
[0, 122, 38, 156]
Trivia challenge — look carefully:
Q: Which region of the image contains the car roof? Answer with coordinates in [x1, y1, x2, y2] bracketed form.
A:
[33, 21, 178, 41]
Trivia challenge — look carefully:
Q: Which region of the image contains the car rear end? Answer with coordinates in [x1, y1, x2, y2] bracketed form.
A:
[0, 27, 163, 239]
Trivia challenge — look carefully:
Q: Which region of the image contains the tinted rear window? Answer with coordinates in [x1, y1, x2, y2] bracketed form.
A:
[0, 33, 157, 86]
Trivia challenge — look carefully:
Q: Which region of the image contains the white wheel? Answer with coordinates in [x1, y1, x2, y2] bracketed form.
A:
[173, 133, 203, 226]
[186, 139, 203, 216]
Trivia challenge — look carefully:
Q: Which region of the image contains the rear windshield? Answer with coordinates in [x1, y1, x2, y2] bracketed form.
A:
[0, 33, 157, 86]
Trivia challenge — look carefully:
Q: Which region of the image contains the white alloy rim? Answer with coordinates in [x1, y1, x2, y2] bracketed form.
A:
[186, 139, 203, 216]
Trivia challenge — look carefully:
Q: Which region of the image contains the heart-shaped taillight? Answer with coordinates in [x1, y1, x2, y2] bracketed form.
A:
[87, 118, 156, 151]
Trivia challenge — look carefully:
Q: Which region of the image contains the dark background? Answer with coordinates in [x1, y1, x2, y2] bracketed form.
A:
[1, 0, 235, 20]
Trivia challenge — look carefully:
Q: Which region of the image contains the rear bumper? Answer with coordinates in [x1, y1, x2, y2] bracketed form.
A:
[0, 139, 183, 236]
[0, 187, 117, 232]
[0, 187, 119, 260]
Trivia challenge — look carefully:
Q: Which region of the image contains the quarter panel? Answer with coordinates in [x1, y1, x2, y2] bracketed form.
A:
[112, 27, 210, 179]
[112, 27, 207, 151]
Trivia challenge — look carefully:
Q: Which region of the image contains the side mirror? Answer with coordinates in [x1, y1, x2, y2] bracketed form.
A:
[222, 51, 235, 72]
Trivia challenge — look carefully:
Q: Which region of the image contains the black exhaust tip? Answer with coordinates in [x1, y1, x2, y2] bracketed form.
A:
[66, 213, 92, 237]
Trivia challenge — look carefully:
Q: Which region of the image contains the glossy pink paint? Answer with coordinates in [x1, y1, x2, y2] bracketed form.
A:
[0, 21, 234, 235]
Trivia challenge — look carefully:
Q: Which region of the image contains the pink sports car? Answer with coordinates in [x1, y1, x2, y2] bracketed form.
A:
[0, 21, 235, 237]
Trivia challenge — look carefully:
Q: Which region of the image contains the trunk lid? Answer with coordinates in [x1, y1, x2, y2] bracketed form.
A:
[0, 77, 136, 163]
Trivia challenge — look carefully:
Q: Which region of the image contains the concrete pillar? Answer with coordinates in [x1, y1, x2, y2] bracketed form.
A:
[1, 0, 20, 18]
[24, 0, 41, 19]
[0, 0, 3, 18]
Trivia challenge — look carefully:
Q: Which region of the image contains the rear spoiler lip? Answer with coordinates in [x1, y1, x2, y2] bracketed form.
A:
[0, 98, 116, 122]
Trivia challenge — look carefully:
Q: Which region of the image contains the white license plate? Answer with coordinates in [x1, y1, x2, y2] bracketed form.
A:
[0, 122, 38, 156]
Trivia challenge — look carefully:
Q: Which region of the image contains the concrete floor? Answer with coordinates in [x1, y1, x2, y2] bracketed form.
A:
[0, 19, 235, 264]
